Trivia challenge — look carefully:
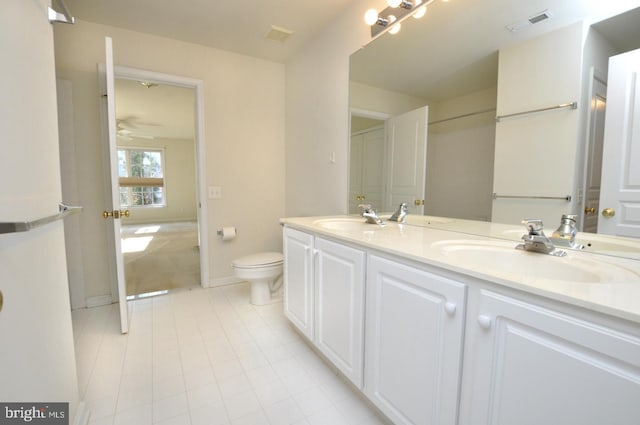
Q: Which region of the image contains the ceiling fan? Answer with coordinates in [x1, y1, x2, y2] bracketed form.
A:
[116, 115, 159, 140]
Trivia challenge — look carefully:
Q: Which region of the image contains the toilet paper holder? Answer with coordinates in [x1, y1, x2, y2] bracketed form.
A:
[217, 227, 237, 240]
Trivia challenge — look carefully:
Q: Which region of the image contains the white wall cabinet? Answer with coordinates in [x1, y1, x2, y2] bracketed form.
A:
[283, 227, 315, 340]
[460, 289, 640, 425]
[365, 255, 466, 425]
[314, 237, 366, 388]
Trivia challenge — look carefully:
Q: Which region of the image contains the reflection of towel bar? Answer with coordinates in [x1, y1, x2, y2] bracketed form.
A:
[493, 193, 571, 202]
[0, 203, 83, 235]
[429, 108, 496, 125]
[495, 102, 577, 122]
[48, 0, 75, 24]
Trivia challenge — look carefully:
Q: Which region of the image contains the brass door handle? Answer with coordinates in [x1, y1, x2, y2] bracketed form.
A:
[414, 199, 425, 206]
[602, 208, 616, 217]
[584, 206, 596, 214]
[0, 290, 3, 312]
[103, 209, 130, 219]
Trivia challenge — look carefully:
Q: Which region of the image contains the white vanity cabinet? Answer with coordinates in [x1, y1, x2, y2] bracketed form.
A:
[460, 289, 640, 425]
[314, 237, 366, 388]
[283, 227, 314, 340]
[364, 255, 467, 425]
[283, 227, 366, 388]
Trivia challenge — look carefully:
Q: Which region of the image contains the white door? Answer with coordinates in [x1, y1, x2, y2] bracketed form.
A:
[349, 127, 385, 213]
[582, 73, 607, 233]
[599, 48, 640, 237]
[101, 37, 129, 333]
[385, 106, 428, 213]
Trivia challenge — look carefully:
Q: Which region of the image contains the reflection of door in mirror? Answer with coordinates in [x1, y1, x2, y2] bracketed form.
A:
[599, 48, 640, 237]
[386, 106, 428, 214]
[582, 71, 607, 233]
[349, 124, 384, 214]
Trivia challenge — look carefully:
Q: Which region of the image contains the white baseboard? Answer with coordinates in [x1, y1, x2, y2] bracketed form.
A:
[208, 276, 244, 287]
[72, 401, 90, 425]
[85, 295, 113, 308]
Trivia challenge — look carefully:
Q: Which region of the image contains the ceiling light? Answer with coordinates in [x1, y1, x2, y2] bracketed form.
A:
[389, 23, 402, 34]
[364, 9, 381, 26]
[365, 0, 436, 37]
[413, 0, 427, 18]
[139, 81, 158, 89]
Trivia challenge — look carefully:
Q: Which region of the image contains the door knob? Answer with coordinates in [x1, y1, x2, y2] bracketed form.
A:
[0, 289, 3, 312]
[584, 206, 595, 214]
[602, 208, 616, 217]
[103, 209, 130, 219]
[414, 199, 424, 206]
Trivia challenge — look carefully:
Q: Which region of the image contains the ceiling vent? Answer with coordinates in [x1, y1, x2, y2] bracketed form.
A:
[506, 9, 553, 33]
[264, 25, 293, 42]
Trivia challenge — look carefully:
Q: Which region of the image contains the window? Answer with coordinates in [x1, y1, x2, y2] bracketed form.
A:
[118, 148, 165, 207]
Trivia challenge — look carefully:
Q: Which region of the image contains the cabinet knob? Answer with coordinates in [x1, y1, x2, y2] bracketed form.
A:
[444, 302, 456, 315]
[477, 315, 492, 329]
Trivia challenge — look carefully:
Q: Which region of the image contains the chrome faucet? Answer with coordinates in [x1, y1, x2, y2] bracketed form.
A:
[516, 219, 567, 257]
[358, 204, 384, 225]
[389, 202, 408, 223]
[551, 214, 584, 249]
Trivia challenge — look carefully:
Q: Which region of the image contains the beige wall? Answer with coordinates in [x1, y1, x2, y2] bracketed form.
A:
[285, 0, 388, 216]
[426, 87, 497, 221]
[118, 137, 198, 224]
[492, 22, 584, 226]
[349, 81, 428, 116]
[54, 20, 286, 302]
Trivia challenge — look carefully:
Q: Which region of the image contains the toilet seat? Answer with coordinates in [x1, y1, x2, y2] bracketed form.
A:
[232, 252, 283, 269]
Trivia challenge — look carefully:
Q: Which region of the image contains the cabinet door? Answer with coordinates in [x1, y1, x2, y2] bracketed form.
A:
[461, 290, 640, 425]
[365, 255, 466, 425]
[283, 227, 314, 340]
[315, 237, 366, 388]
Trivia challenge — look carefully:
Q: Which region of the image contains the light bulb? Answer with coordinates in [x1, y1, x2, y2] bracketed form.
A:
[364, 9, 379, 25]
[387, 14, 397, 23]
[389, 23, 401, 34]
[413, 5, 427, 18]
[387, 0, 402, 7]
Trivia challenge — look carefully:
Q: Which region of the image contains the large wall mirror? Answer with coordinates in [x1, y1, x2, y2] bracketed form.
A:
[348, 0, 640, 249]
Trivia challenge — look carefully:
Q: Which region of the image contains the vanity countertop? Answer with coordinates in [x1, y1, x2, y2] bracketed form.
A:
[281, 215, 640, 324]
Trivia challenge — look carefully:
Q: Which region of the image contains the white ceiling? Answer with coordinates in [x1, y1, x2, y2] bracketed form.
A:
[70, 0, 640, 139]
[63, 0, 360, 63]
[350, 0, 640, 101]
[115, 79, 195, 141]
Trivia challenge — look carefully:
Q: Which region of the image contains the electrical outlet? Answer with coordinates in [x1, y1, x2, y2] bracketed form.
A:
[208, 186, 222, 199]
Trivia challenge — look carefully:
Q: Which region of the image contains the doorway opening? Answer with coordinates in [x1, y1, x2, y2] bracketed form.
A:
[111, 67, 209, 300]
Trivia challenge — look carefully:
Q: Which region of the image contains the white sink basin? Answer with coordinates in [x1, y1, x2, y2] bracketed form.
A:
[312, 217, 380, 231]
[433, 239, 638, 283]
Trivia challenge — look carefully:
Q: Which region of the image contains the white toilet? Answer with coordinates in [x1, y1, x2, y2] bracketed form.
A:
[232, 252, 284, 305]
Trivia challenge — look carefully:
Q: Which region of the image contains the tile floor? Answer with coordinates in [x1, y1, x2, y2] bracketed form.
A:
[72, 283, 389, 425]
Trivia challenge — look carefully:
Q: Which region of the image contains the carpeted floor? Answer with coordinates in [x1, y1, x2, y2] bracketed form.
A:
[121, 221, 201, 296]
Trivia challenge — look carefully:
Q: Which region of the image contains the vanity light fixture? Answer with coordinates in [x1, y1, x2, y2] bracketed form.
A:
[364, 0, 439, 37]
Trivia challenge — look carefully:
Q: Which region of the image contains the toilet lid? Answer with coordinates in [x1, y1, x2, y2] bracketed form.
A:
[232, 251, 283, 268]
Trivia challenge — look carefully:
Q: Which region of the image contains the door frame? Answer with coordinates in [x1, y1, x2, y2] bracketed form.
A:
[105, 66, 209, 300]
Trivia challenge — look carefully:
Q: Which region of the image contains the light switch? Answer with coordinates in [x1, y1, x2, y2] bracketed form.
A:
[209, 186, 222, 199]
